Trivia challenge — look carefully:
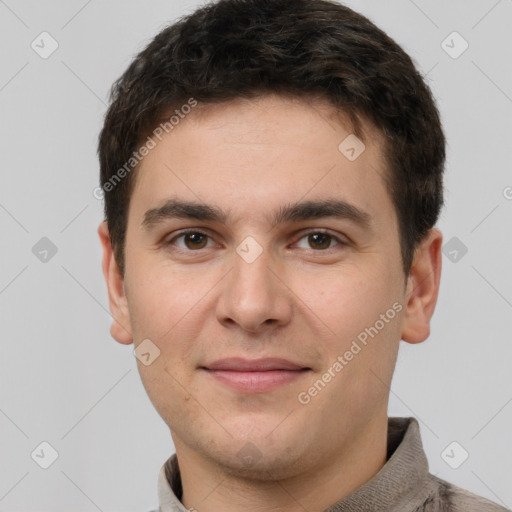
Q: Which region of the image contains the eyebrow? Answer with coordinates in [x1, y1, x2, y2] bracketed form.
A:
[141, 198, 373, 231]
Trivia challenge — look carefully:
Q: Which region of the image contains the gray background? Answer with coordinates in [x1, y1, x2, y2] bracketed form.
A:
[0, 0, 511, 510]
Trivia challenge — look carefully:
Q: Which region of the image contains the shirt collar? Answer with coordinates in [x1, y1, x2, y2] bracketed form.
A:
[156, 417, 430, 512]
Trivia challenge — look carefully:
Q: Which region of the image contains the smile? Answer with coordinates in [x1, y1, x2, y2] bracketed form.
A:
[201, 368, 310, 393]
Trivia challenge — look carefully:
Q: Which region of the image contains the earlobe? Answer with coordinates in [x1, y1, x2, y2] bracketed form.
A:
[401, 228, 443, 344]
[97, 221, 133, 345]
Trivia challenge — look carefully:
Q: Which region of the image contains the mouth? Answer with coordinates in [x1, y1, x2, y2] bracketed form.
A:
[200, 357, 311, 393]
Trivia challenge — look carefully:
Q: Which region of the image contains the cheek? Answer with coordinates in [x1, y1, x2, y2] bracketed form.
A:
[290, 262, 398, 338]
[127, 267, 206, 420]
[125, 260, 223, 380]
[126, 262, 204, 336]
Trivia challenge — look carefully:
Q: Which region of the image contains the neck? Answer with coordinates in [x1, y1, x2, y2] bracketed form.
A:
[172, 412, 389, 512]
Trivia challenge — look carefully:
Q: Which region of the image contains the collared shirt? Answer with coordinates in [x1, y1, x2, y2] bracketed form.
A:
[150, 416, 509, 512]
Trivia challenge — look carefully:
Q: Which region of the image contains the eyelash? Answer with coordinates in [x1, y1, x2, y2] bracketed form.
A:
[164, 228, 348, 253]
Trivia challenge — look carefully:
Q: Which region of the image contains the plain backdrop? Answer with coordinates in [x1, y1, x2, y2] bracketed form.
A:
[0, 0, 511, 510]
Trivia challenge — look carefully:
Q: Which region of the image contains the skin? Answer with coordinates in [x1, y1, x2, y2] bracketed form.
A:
[99, 94, 442, 512]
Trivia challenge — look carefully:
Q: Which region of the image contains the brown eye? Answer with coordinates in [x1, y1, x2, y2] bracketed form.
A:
[183, 233, 208, 249]
[168, 231, 213, 250]
[307, 233, 333, 250]
[294, 231, 344, 251]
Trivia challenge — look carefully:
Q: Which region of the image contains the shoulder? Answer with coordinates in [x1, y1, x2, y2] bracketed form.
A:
[421, 474, 510, 512]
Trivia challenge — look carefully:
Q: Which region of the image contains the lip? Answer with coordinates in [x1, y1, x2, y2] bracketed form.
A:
[203, 357, 309, 371]
[200, 358, 311, 393]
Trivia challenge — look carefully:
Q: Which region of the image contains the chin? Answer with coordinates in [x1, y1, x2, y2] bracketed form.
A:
[212, 446, 309, 482]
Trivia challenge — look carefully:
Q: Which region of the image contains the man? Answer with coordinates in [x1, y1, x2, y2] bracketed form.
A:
[97, 0, 509, 510]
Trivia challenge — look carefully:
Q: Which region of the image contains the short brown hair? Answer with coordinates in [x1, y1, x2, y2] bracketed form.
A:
[98, 0, 445, 276]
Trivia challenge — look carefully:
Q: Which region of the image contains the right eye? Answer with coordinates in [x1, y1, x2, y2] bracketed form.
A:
[166, 230, 215, 251]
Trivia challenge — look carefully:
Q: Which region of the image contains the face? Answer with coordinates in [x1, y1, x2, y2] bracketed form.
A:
[99, 94, 441, 480]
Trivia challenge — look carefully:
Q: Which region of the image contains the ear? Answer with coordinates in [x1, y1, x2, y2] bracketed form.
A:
[98, 221, 133, 345]
[401, 228, 442, 344]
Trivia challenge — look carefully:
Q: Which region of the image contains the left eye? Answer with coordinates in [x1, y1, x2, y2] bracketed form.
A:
[295, 232, 343, 250]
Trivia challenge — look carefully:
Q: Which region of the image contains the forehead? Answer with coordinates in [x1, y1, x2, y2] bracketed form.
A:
[129, 94, 395, 230]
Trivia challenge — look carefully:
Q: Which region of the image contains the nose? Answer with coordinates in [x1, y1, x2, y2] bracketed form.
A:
[215, 248, 293, 333]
